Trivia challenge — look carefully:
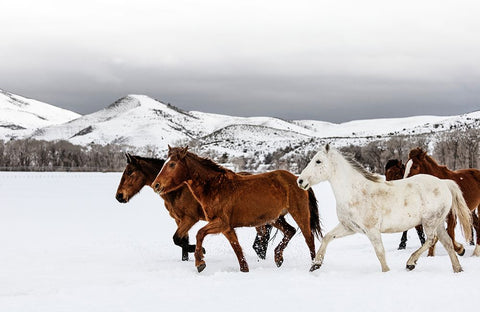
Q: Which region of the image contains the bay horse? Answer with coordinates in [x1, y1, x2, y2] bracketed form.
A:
[152, 146, 322, 273]
[298, 144, 472, 273]
[115, 153, 275, 261]
[404, 147, 480, 256]
[385, 159, 425, 249]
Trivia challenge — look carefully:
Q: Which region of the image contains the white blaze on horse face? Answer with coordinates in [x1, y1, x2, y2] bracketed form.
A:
[403, 159, 413, 179]
[155, 157, 171, 181]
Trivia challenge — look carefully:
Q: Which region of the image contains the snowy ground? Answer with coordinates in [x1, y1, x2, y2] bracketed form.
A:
[1, 172, 479, 312]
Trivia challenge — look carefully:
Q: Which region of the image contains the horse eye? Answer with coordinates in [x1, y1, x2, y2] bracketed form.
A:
[169, 162, 175, 168]
[316, 160, 321, 164]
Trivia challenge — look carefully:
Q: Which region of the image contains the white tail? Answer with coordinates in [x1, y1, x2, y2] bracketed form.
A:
[447, 180, 473, 242]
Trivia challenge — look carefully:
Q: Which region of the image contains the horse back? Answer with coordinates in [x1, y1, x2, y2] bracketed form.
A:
[452, 168, 480, 209]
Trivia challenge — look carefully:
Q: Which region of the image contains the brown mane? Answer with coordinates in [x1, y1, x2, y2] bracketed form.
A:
[409, 147, 449, 171]
[186, 152, 232, 174]
[116, 152, 275, 262]
[153, 147, 322, 272]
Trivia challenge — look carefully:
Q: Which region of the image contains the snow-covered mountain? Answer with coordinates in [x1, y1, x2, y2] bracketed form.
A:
[2, 91, 479, 158]
[29, 94, 318, 149]
[0, 89, 81, 140]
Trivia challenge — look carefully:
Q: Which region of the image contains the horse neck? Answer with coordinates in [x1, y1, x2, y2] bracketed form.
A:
[328, 152, 373, 202]
[184, 156, 225, 203]
[423, 156, 451, 179]
[139, 159, 165, 186]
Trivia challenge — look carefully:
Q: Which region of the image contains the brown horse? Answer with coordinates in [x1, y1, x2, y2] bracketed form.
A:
[152, 146, 322, 272]
[115, 153, 275, 261]
[404, 148, 480, 256]
[385, 159, 425, 249]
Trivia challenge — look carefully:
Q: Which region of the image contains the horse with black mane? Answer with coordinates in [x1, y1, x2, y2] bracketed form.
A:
[115, 153, 277, 261]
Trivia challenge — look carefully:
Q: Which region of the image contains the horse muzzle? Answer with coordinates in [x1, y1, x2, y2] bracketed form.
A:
[297, 178, 310, 190]
[152, 182, 165, 194]
[115, 192, 128, 203]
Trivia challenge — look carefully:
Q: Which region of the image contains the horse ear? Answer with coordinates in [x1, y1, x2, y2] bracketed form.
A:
[125, 153, 132, 163]
[180, 146, 189, 158]
[168, 145, 172, 152]
[420, 150, 427, 160]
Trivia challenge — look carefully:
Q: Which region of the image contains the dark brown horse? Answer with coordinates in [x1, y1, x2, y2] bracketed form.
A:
[384, 159, 425, 249]
[115, 153, 275, 261]
[404, 148, 480, 256]
[152, 146, 322, 272]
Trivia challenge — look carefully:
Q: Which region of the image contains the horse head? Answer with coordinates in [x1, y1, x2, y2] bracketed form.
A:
[404, 148, 427, 178]
[385, 159, 405, 181]
[115, 153, 150, 203]
[297, 144, 331, 190]
[152, 146, 190, 195]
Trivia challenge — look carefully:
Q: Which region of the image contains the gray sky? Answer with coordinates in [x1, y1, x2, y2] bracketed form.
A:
[2, 0, 479, 122]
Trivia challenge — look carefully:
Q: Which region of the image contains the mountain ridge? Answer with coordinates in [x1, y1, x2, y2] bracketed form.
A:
[1, 90, 478, 159]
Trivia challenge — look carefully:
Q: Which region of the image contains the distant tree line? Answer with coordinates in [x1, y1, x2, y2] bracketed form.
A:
[0, 139, 127, 171]
[215, 128, 480, 174]
[1, 128, 478, 173]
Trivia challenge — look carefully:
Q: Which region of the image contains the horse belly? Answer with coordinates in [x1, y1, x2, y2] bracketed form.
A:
[230, 196, 284, 227]
[379, 205, 422, 233]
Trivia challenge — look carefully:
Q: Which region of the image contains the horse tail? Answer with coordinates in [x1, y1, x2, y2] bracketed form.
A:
[307, 188, 323, 239]
[447, 180, 472, 242]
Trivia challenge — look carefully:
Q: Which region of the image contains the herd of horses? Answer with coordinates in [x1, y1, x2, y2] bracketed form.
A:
[115, 145, 480, 273]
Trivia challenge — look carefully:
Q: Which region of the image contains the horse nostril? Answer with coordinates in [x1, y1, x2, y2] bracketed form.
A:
[116, 193, 125, 203]
[154, 183, 160, 190]
[298, 179, 304, 185]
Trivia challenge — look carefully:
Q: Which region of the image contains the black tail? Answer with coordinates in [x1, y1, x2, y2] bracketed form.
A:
[308, 188, 323, 239]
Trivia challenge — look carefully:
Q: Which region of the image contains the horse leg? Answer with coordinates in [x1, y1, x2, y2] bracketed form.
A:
[436, 224, 463, 272]
[427, 236, 438, 257]
[270, 217, 296, 267]
[398, 231, 408, 250]
[223, 228, 249, 272]
[194, 218, 228, 273]
[173, 216, 199, 261]
[288, 208, 316, 260]
[252, 224, 272, 260]
[473, 207, 480, 256]
[310, 223, 355, 272]
[365, 229, 390, 272]
[406, 226, 437, 270]
[446, 211, 465, 256]
[415, 224, 426, 245]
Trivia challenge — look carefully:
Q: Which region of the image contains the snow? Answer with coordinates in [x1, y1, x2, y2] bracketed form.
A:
[1, 172, 479, 311]
[0, 90, 80, 139]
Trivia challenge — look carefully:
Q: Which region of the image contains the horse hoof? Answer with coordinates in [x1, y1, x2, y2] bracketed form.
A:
[197, 263, 206, 273]
[398, 245, 406, 250]
[406, 264, 415, 271]
[310, 263, 321, 272]
[202, 247, 206, 254]
[240, 267, 249, 273]
[254, 248, 267, 260]
[182, 256, 189, 261]
[458, 248, 465, 256]
[275, 258, 284, 267]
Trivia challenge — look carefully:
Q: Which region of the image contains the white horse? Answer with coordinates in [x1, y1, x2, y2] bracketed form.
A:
[297, 144, 472, 273]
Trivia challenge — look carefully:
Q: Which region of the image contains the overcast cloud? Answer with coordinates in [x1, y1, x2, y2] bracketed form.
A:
[1, 0, 479, 122]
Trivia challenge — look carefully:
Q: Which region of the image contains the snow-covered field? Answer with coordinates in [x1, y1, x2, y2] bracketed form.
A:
[1, 172, 479, 312]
